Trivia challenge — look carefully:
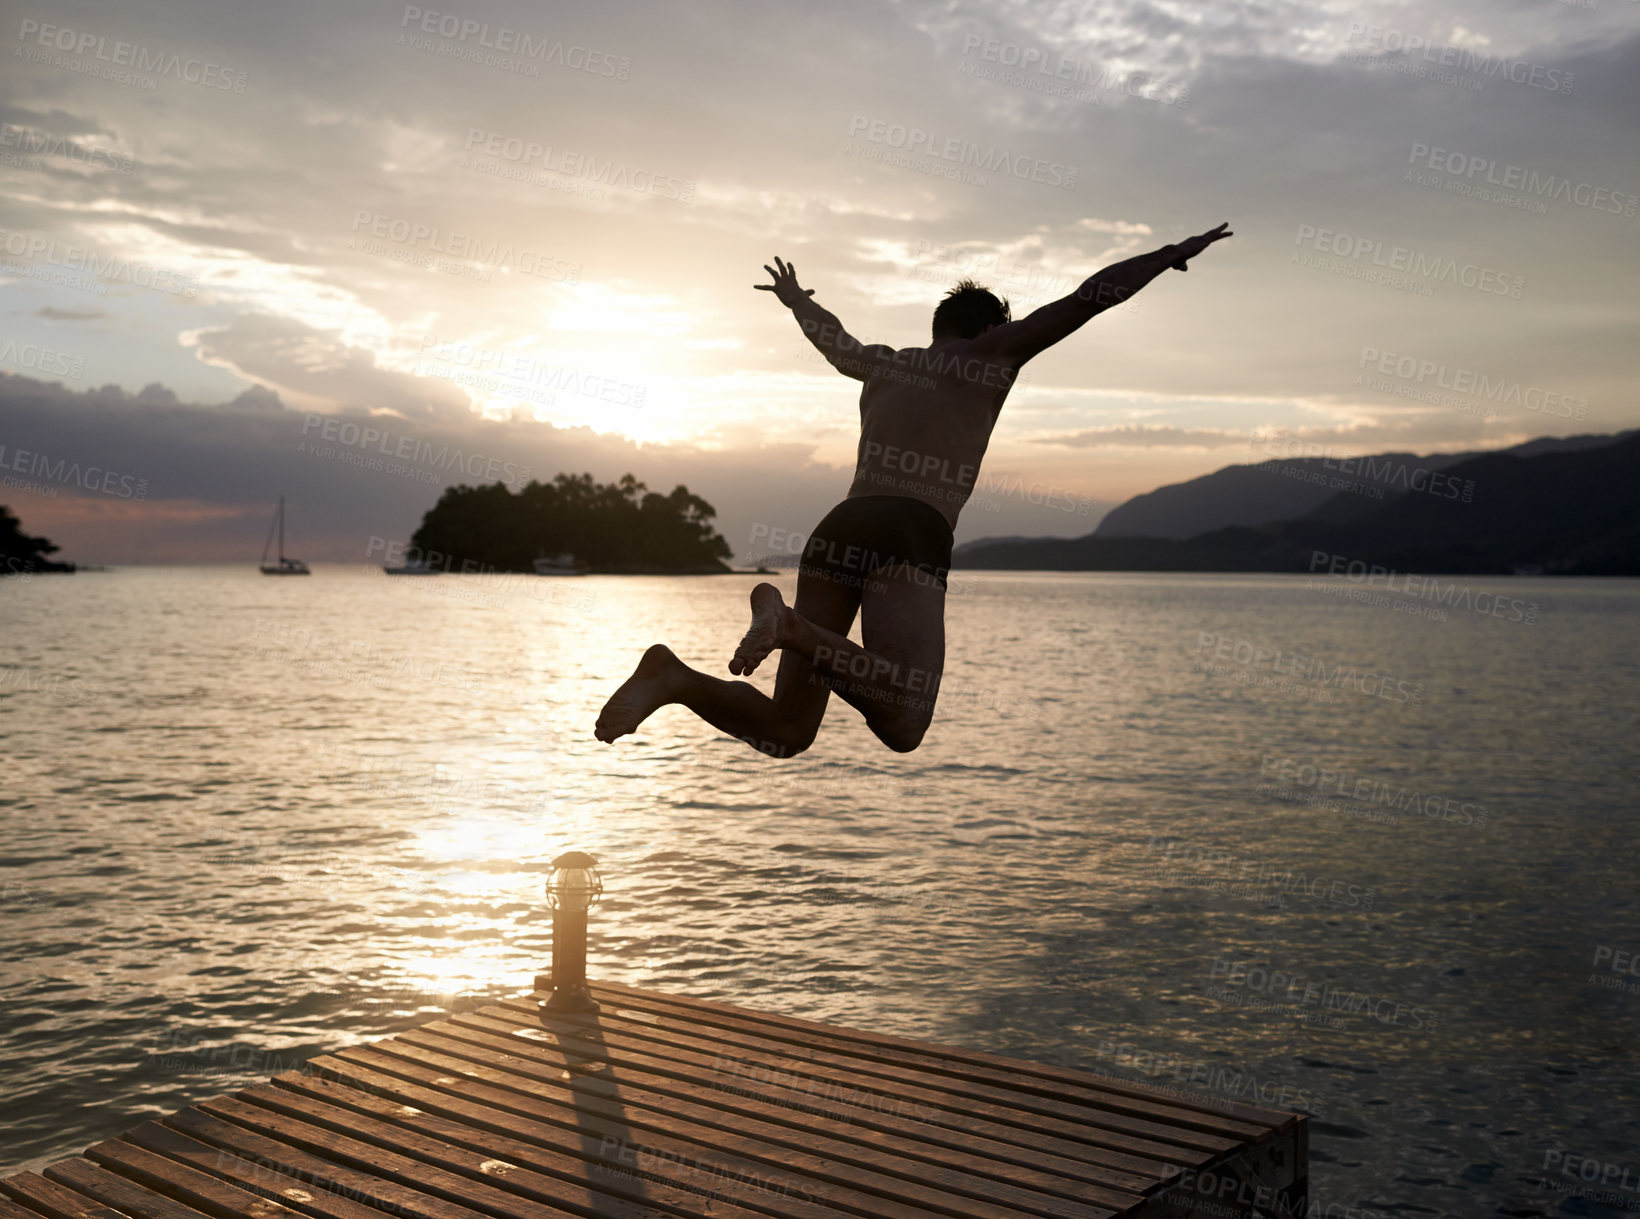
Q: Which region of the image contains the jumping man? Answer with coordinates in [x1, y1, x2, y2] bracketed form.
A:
[595, 223, 1234, 755]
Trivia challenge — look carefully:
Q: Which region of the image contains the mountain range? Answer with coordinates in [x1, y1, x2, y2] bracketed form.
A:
[955, 430, 1640, 575]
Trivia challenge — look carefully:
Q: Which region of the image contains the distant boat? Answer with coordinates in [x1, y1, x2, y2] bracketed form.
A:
[384, 559, 439, 575]
[259, 496, 310, 575]
[533, 552, 586, 576]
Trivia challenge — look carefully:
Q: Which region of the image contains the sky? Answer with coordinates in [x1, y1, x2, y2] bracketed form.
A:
[1, 0, 1637, 563]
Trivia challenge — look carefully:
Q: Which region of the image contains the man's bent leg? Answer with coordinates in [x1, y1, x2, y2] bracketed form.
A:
[595, 570, 860, 755]
[770, 563, 946, 752]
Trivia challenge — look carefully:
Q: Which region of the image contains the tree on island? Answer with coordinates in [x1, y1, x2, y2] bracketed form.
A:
[410, 473, 734, 573]
[0, 504, 70, 574]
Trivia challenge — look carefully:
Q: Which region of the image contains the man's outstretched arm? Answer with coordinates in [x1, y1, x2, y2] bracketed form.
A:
[756, 256, 893, 382]
[972, 223, 1233, 366]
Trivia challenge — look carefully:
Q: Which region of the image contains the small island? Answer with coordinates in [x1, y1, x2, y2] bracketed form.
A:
[1, 505, 72, 574]
[409, 473, 735, 574]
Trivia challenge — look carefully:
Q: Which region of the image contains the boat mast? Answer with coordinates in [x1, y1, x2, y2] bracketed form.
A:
[261, 499, 279, 564]
[278, 496, 285, 561]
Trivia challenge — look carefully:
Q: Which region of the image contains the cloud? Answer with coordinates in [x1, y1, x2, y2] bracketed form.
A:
[1035, 424, 1253, 448]
[0, 0, 1633, 546]
[180, 314, 474, 421]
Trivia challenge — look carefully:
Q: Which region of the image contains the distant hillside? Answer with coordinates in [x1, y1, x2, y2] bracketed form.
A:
[956, 433, 1640, 575]
[1092, 432, 1635, 540]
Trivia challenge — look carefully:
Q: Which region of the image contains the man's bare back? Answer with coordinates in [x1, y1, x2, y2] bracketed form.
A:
[595, 226, 1232, 755]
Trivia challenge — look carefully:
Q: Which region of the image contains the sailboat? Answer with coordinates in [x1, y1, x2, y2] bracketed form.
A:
[259, 496, 311, 575]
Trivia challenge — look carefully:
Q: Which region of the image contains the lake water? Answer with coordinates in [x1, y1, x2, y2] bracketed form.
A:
[2, 565, 1637, 1214]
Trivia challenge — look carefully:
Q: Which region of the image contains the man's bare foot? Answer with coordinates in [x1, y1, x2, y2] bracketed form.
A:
[728, 582, 790, 676]
[595, 644, 684, 743]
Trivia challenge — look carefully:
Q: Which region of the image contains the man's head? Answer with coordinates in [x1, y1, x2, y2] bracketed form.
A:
[932, 278, 1011, 340]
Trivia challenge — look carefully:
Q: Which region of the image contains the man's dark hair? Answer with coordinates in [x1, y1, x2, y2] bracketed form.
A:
[931, 278, 1011, 340]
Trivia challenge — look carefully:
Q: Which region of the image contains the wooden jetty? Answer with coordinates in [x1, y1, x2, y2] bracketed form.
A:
[1, 856, 1306, 1217]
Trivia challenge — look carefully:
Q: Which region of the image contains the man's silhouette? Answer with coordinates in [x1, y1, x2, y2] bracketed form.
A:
[596, 223, 1233, 755]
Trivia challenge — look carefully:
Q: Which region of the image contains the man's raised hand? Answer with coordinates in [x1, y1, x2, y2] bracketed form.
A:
[1170, 222, 1233, 271]
[754, 256, 816, 308]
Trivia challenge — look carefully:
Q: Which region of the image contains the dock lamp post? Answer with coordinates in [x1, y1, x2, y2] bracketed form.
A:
[542, 851, 603, 1013]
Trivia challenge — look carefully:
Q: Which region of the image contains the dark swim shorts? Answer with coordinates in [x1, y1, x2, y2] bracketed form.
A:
[799, 495, 954, 591]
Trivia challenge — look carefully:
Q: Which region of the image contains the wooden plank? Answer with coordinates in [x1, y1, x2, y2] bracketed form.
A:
[194, 1093, 637, 1219]
[244, 1075, 1120, 1219]
[444, 1007, 1239, 1161]
[83, 1136, 306, 1219]
[580, 980, 1291, 1129]
[318, 1049, 1142, 1217]
[42, 1158, 218, 1219]
[248, 1073, 839, 1219]
[380, 1023, 1180, 1186]
[514, 992, 1278, 1141]
[399, 1017, 1188, 1183]
[508, 999, 1271, 1148]
[0, 1172, 132, 1219]
[113, 1122, 415, 1219]
[526, 1005, 1300, 1197]
[160, 1107, 508, 1219]
[291, 1056, 958, 1219]
[327, 1037, 1161, 1203]
[0, 1197, 57, 1219]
